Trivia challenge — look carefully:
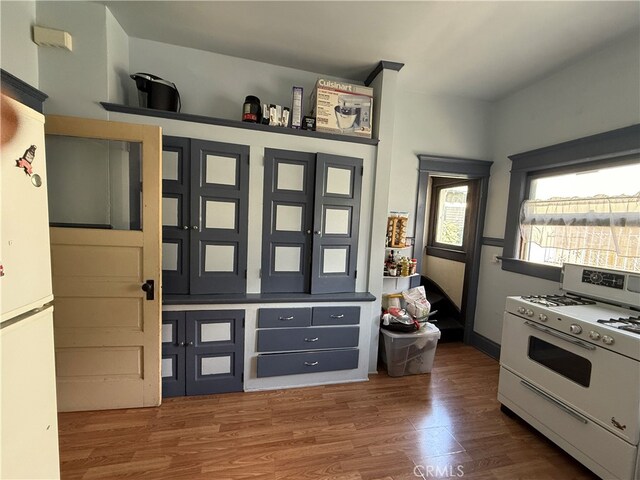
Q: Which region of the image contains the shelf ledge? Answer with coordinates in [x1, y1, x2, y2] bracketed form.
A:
[383, 274, 420, 279]
[101, 103, 379, 146]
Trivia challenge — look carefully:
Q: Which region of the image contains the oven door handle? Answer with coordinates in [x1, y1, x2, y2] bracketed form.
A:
[520, 379, 589, 424]
[523, 321, 596, 351]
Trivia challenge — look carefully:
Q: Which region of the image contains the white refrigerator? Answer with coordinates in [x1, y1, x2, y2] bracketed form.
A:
[0, 96, 60, 479]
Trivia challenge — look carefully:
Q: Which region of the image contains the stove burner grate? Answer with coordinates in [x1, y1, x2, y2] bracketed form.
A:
[521, 294, 597, 307]
[597, 316, 640, 335]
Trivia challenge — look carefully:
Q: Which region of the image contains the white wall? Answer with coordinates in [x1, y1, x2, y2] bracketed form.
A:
[1, 0, 39, 87]
[106, 7, 130, 106]
[390, 91, 493, 234]
[36, 1, 109, 118]
[128, 37, 358, 120]
[474, 30, 640, 344]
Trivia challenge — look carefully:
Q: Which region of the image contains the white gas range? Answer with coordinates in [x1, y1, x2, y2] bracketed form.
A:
[498, 263, 640, 480]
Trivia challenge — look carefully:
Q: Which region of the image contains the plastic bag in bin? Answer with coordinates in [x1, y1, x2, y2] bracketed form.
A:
[402, 286, 431, 319]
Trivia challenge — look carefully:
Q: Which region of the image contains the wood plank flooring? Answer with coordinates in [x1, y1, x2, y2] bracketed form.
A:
[58, 343, 598, 479]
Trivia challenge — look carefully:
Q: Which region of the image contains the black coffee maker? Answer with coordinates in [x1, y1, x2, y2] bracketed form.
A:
[130, 73, 181, 112]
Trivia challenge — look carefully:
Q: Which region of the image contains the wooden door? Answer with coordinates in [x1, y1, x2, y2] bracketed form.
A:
[161, 311, 186, 397]
[261, 149, 316, 293]
[45, 116, 162, 411]
[185, 310, 244, 395]
[311, 153, 362, 294]
[189, 140, 249, 294]
[161, 136, 191, 294]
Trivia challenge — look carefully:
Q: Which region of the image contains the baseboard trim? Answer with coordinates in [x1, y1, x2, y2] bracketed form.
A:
[470, 331, 501, 360]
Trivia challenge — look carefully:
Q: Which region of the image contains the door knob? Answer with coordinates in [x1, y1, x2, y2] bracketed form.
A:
[192, 225, 199, 231]
[183, 226, 189, 230]
[187, 341, 194, 346]
[141, 280, 154, 300]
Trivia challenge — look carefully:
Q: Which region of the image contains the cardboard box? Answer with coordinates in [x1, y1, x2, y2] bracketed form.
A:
[311, 79, 373, 138]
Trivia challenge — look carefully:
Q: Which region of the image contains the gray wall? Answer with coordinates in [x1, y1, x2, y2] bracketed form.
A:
[1, 0, 39, 87]
[474, 30, 640, 344]
[388, 91, 493, 235]
[128, 37, 359, 120]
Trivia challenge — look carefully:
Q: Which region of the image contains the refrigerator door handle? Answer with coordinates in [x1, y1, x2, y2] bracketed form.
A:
[141, 280, 154, 301]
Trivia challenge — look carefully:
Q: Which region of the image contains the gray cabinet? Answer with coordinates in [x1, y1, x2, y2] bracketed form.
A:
[256, 306, 360, 378]
[261, 149, 362, 294]
[257, 349, 359, 378]
[162, 310, 244, 397]
[162, 136, 249, 295]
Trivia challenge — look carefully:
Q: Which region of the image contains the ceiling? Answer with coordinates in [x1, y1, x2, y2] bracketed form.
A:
[102, 1, 640, 101]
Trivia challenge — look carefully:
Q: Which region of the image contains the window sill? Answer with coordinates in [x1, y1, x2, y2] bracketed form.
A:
[426, 246, 466, 262]
[500, 257, 561, 283]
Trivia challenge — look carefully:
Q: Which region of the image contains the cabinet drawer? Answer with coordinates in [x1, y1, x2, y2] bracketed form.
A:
[257, 349, 359, 377]
[257, 326, 359, 352]
[257, 308, 311, 328]
[312, 306, 360, 326]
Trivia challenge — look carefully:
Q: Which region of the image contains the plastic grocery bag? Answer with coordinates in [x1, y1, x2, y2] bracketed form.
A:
[402, 286, 431, 319]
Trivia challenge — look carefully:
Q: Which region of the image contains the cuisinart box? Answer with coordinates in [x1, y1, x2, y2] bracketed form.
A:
[311, 79, 374, 138]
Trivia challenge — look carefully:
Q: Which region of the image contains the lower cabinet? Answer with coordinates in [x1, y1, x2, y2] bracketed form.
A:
[162, 310, 244, 397]
[256, 306, 360, 378]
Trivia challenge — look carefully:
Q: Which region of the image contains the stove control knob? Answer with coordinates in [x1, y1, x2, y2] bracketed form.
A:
[538, 313, 548, 322]
[589, 330, 601, 340]
[518, 307, 526, 314]
[525, 309, 534, 317]
[602, 335, 615, 345]
[569, 324, 582, 334]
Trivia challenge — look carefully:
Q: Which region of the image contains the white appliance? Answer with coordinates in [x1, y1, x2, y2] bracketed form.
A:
[0, 96, 60, 479]
[498, 263, 640, 480]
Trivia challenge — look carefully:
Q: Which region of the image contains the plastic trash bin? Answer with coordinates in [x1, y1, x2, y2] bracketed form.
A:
[380, 323, 441, 377]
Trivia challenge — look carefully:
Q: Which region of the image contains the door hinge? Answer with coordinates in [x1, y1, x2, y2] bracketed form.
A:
[241, 373, 244, 382]
[360, 166, 364, 176]
[355, 270, 357, 279]
[259, 269, 261, 278]
[244, 269, 247, 279]
[242, 318, 245, 328]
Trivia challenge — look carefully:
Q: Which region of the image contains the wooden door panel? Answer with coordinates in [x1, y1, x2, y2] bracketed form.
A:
[161, 136, 190, 294]
[46, 116, 161, 412]
[161, 311, 186, 397]
[261, 149, 316, 293]
[311, 153, 362, 294]
[185, 310, 244, 395]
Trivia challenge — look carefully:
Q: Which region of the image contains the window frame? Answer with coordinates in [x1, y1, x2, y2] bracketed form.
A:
[427, 177, 474, 262]
[501, 124, 640, 281]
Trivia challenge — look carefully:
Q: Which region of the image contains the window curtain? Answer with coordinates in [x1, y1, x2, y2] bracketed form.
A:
[519, 193, 640, 256]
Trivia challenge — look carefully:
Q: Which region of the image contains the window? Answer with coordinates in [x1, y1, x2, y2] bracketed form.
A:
[434, 184, 468, 248]
[502, 124, 640, 281]
[427, 178, 476, 261]
[520, 162, 640, 272]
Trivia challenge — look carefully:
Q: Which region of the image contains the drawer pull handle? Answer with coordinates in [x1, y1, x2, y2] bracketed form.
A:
[304, 361, 319, 366]
[304, 337, 319, 342]
[279, 316, 294, 321]
[330, 314, 344, 319]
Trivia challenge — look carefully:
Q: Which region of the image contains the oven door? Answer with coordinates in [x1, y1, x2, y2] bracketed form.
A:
[500, 312, 639, 445]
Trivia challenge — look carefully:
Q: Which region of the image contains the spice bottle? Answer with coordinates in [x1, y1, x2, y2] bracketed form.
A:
[400, 257, 409, 277]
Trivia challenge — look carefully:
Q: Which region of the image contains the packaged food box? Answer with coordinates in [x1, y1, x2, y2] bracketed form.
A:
[311, 78, 373, 138]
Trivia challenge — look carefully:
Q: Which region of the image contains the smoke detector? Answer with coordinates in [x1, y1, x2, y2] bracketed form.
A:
[33, 26, 73, 51]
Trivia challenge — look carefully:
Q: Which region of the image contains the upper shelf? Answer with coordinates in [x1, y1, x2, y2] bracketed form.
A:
[101, 103, 379, 146]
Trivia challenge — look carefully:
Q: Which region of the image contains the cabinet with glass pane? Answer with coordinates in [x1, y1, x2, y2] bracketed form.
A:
[162, 310, 244, 397]
[162, 136, 249, 294]
[261, 149, 363, 294]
